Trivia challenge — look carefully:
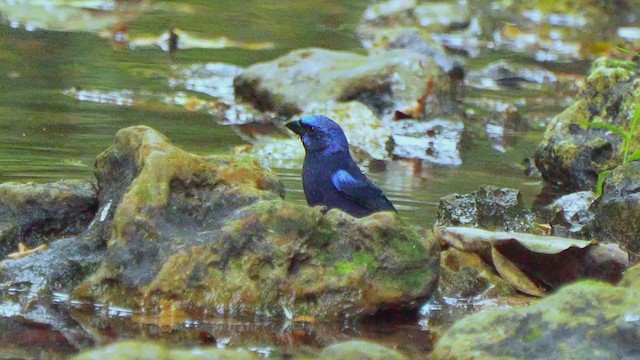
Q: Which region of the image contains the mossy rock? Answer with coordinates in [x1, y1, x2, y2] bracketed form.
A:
[73, 126, 439, 319]
[430, 280, 640, 359]
[0, 180, 97, 258]
[71, 341, 257, 360]
[318, 340, 408, 360]
[534, 57, 640, 191]
[587, 161, 640, 254]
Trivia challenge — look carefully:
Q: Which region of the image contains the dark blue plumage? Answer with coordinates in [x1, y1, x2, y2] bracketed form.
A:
[285, 115, 397, 218]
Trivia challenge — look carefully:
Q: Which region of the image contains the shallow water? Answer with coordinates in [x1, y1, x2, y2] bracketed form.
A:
[0, 0, 552, 228]
[0, 0, 631, 358]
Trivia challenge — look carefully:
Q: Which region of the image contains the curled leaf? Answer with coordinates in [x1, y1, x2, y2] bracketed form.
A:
[435, 227, 629, 295]
[491, 247, 545, 297]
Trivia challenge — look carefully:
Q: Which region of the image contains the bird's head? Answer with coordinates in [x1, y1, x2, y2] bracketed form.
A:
[286, 115, 349, 153]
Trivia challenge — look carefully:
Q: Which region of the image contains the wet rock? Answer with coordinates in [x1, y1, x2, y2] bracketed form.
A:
[318, 340, 408, 360]
[238, 101, 393, 168]
[391, 118, 463, 165]
[430, 280, 640, 359]
[73, 126, 439, 319]
[169, 63, 244, 100]
[534, 58, 640, 191]
[438, 248, 515, 299]
[466, 60, 557, 91]
[233, 47, 448, 120]
[0, 293, 95, 358]
[358, 26, 459, 74]
[545, 191, 596, 237]
[587, 161, 640, 255]
[359, 0, 469, 36]
[436, 186, 536, 232]
[0, 180, 97, 259]
[72, 341, 258, 360]
[0, 1, 145, 33]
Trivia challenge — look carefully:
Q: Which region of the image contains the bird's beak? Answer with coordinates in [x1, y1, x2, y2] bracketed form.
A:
[285, 120, 304, 136]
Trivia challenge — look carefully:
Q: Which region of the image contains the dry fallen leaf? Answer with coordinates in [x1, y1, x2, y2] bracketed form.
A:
[6, 243, 48, 259]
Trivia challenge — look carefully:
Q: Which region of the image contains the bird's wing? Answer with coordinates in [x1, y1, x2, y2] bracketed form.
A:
[331, 169, 396, 213]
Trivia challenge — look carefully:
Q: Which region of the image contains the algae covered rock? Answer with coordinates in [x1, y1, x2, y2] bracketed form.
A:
[74, 126, 439, 319]
[534, 58, 640, 191]
[0, 180, 97, 258]
[587, 161, 640, 254]
[233, 47, 447, 120]
[431, 280, 640, 360]
[318, 340, 408, 360]
[72, 341, 257, 360]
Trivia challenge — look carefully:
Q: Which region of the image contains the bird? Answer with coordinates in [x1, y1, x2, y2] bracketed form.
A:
[285, 114, 397, 218]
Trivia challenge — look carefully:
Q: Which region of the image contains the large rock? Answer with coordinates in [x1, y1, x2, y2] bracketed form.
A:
[0, 180, 97, 258]
[72, 126, 439, 319]
[430, 279, 640, 359]
[233, 47, 448, 120]
[534, 58, 640, 191]
[587, 161, 640, 254]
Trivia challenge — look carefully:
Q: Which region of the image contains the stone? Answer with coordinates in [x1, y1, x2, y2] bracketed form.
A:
[71, 341, 258, 360]
[239, 101, 393, 168]
[534, 58, 640, 191]
[431, 280, 640, 359]
[233, 47, 447, 120]
[587, 161, 640, 254]
[436, 186, 536, 232]
[318, 340, 408, 360]
[0, 180, 97, 258]
[545, 191, 596, 237]
[72, 126, 439, 319]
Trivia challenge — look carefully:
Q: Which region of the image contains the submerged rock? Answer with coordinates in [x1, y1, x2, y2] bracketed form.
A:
[0, 180, 97, 259]
[466, 60, 558, 91]
[587, 161, 640, 254]
[358, 0, 470, 41]
[72, 341, 258, 360]
[436, 186, 535, 232]
[233, 47, 448, 120]
[431, 279, 640, 359]
[318, 340, 408, 360]
[70, 126, 438, 319]
[534, 58, 640, 191]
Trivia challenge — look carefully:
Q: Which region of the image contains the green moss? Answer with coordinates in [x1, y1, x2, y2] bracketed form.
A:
[353, 251, 376, 268]
[523, 326, 542, 342]
[333, 261, 356, 276]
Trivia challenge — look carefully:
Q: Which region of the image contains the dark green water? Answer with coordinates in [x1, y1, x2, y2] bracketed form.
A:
[0, 0, 549, 228]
